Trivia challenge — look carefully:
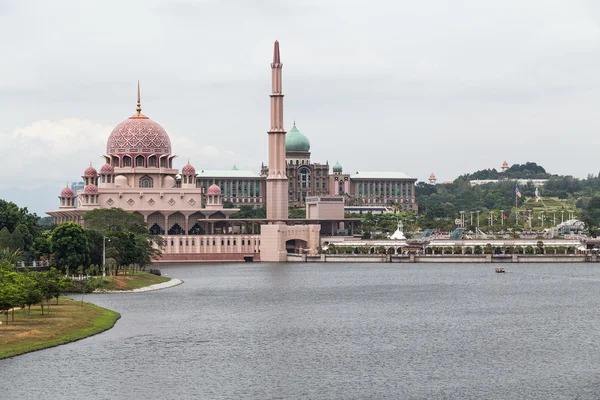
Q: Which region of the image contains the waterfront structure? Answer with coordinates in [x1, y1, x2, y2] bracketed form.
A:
[46, 41, 365, 261]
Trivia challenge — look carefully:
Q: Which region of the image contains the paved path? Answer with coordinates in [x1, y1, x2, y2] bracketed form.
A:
[95, 278, 183, 293]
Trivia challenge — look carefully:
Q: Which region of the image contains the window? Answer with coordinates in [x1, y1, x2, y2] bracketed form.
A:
[135, 155, 145, 167]
[160, 157, 167, 168]
[140, 175, 154, 188]
[299, 167, 309, 189]
[123, 157, 132, 167]
[148, 156, 157, 167]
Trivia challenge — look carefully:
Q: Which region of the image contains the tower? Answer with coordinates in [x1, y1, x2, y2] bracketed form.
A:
[266, 40, 288, 222]
[429, 173, 437, 184]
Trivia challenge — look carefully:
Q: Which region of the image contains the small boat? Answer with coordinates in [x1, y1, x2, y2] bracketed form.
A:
[495, 268, 505, 273]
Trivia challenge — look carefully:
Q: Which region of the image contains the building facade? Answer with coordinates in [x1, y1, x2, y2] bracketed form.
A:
[328, 164, 417, 212]
[194, 168, 265, 206]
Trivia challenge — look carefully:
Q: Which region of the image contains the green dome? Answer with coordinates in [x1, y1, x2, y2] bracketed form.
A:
[333, 161, 343, 173]
[286, 123, 310, 152]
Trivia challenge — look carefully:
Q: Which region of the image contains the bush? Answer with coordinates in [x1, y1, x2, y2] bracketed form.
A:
[148, 269, 162, 276]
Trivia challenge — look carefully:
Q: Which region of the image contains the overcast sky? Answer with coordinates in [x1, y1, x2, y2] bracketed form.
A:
[2, 0, 600, 214]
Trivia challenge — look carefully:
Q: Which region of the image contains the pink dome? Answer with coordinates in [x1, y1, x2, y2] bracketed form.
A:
[60, 187, 74, 197]
[182, 163, 196, 175]
[106, 117, 172, 156]
[100, 163, 114, 174]
[83, 184, 98, 194]
[84, 166, 97, 177]
[207, 184, 221, 195]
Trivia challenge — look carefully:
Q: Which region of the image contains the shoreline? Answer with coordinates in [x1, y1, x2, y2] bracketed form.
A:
[288, 254, 598, 263]
[94, 278, 183, 293]
[0, 298, 120, 360]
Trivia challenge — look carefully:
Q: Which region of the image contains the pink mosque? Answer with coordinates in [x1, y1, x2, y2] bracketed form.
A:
[47, 41, 334, 262]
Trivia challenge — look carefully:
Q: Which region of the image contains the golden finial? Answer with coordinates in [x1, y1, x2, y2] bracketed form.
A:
[137, 81, 141, 113]
[131, 80, 147, 119]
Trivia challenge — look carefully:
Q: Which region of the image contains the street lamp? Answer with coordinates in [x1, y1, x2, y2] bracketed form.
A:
[500, 209, 504, 227]
[102, 236, 110, 277]
[489, 211, 493, 227]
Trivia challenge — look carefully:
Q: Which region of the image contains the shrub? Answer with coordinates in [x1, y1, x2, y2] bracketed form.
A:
[148, 269, 162, 276]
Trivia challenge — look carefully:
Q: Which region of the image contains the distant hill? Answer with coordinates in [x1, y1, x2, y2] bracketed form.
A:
[457, 162, 551, 181]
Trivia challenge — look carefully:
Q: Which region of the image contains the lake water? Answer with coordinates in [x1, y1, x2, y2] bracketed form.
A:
[3, 263, 600, 399]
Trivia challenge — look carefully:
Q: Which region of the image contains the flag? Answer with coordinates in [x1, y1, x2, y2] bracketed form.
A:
[515, 184, 522, 198]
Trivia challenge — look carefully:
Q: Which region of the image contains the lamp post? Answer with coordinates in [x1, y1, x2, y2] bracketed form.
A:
[500, 209, 504, 227]
[102, 236, 110, 277]
[489, 211, 493, 227]
[540, 211, 545, 229]
[470, 211, 474, 227]
[476, 210, 480, 237]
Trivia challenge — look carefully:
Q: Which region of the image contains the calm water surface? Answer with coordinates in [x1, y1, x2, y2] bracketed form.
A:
[3, 263, 600, 399]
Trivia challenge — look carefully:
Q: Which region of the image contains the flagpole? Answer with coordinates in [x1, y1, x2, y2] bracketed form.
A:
[515, 184, 518, 225]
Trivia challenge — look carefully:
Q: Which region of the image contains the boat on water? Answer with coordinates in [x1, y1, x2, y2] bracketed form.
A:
[495, 268, 505, 273]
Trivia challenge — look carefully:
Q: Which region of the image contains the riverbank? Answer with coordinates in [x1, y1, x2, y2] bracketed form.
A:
[0, 297, 120, 360]
[96, 278, 183, 293]
[288, 254, 598, 263]
[92, 270, 171, 292]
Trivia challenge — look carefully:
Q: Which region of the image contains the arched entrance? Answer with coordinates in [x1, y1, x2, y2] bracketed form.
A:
[286, 239, 307, 254]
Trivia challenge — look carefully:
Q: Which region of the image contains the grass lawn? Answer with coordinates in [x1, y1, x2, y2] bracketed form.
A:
[98, 270, 170, 291]
[0, 297, 120, 360]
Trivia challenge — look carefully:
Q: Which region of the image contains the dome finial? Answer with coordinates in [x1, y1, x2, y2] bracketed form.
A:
[137, 80, 142, 114]
[131, 81, 147, 118]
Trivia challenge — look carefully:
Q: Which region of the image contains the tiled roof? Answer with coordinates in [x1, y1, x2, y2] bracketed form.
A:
[196, 170, 262, 178]
[350, 171, 414, 180]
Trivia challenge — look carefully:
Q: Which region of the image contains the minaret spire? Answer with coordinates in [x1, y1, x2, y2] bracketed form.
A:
[266, 40, 288, 221]
[273, 40, 281, 64]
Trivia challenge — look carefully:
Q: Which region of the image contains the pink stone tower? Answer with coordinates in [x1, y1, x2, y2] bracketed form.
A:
[266, 40, 289, 221]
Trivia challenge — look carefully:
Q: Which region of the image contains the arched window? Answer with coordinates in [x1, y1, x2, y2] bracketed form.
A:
[160, 157, 167, 168]
[123, 156, 132, 167]
[135, 155, 145, 167]
[140, 175, 154, 188]
[299, 167, 310, 189]
[148, 155, 157, 167]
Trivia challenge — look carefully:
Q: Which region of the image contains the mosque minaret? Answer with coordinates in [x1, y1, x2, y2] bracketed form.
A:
[266, 40, 288, 222]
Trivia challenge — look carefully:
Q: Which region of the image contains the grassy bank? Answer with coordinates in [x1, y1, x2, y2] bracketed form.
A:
[96, 270, 170, 291]
[0, 297, 120, 360]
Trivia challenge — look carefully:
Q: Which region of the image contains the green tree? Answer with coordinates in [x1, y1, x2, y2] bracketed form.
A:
[83, 209, 162, 273]
[31, 232, 52, 264]
[49, 222, 90, 270]
[83, 208, 147, 234]
[0, 262, 24, 324]
[21, 271, 43, 315]
[0, 227, 11, 250]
